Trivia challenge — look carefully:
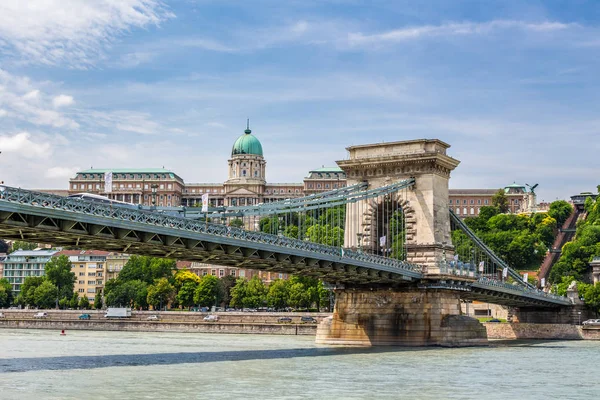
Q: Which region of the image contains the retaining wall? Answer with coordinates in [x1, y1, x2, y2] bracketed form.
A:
[484, 323, 600, 340]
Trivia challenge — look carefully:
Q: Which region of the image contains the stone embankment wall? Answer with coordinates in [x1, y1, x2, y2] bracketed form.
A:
[484, 323, 600, 340]
[0, 310, 328, 335]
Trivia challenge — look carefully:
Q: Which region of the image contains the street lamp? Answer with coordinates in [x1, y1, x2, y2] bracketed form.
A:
[578, 311, 582, 325]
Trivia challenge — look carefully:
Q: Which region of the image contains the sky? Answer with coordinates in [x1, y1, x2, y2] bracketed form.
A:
[0, 0, 599, 202]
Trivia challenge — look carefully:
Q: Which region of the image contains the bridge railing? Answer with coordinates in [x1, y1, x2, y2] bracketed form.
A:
[0, 185, 423, 275]
[475, 277, 570, 303]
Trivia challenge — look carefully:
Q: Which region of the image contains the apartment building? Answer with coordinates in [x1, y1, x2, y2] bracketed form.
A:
[2, 250, 59, 294]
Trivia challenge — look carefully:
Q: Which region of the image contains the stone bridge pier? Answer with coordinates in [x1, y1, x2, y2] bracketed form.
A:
[316, 139, 487, 346]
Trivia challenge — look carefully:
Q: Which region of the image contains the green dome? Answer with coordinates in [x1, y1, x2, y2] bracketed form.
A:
[231, 125, 263, 156]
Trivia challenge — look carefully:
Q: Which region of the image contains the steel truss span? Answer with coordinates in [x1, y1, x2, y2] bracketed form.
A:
[0, 185, 571, 307]
[0, 185, 422, 284]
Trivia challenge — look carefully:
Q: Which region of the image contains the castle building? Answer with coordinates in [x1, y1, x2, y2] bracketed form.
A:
[68, 123, 345, 207]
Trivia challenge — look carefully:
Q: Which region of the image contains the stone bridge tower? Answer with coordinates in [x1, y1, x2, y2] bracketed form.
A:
[317, 139, 486, 346]
[336, 139, 460, 271]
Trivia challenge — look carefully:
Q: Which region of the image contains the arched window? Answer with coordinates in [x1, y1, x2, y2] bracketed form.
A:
[242, 170, 247, 176]
[463, 207, 467, 215]
[254, 170, 258, 177]
[456, 207, 460, 214]
[470, 207, 475, 215]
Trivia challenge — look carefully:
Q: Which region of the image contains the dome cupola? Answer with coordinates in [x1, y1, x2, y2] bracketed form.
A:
[231, 120, 263, 157]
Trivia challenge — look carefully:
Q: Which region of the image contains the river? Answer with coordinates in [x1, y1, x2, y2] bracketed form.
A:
[0, 329, 598, 399]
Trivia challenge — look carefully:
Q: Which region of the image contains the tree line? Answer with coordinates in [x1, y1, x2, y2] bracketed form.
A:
[453, 194, 573, 271]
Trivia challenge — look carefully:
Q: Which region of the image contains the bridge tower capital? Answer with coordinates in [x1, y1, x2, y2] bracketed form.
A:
[337, 139, 460, 272]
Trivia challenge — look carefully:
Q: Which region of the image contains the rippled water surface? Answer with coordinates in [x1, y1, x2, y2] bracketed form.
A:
[0, 329, 599, 399]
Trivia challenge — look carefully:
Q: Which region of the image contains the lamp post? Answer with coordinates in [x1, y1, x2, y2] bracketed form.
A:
[578, 311, 582, 326]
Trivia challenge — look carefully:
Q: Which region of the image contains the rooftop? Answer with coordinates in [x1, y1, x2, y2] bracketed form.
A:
[309, 166, 344, 173]
[57, 250, 112, 256]
[77, 168, 176, 174]
[7, 250, 59, 257]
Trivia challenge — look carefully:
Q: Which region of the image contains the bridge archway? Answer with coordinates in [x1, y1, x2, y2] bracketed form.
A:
[337, 139, 460, 271]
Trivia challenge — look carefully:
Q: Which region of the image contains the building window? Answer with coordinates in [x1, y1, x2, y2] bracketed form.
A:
[470, 207, 475, 215]
[463, 200, 467, 204]
[456, 207, 460, 214]
[463, 207, 467, 215]
[168, 184, 172, 189]
[477, 199, 481, 204]
[485, 199, 489, 205]
[219, 269, 225, 277]
[160, 184, 164, 189]
[470, 200, 474, 204]
[230, 270, 236, 277]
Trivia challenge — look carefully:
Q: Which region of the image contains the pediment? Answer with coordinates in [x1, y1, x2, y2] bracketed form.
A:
[226, 187, 258, 196]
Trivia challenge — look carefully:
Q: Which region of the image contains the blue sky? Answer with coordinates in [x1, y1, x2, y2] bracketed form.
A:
[0, 0, 599, 202]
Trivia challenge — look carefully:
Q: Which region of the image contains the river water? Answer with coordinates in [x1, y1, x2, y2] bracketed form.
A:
[0, 329, 598, 399]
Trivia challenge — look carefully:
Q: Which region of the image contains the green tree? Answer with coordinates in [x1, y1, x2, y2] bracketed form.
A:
[79, 295, 90, 310]
[229, 218, 244, 228]
[21, 276, 45, 306]
[105, 279, 148, 309]
[229, 278, 248, 308]
[288, 282, 310, 309]
[581, 283, 600, 314]
[10, 240, 37, 252]
[118, 256, 176, 284]
[0, 278, 13, 308]
[69, 293, 80, 309]
[58, 297, 70, 309]
[147, 278, 175, 310]
[244, 276, 267, 308]
[548, 200, 573, 227]
[176, 281, 198, 309]
[194, 275, 220, 308]
[34, 280, 58, 309]
[0, 240, 9, 254]
[491, 189, 509, 213]
[44, 255, 76, 300]
[266, 279, 289, 310]
[94, 289, 103, 309]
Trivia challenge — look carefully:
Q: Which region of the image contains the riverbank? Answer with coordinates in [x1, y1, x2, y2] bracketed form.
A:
[2, 310, 599, 340]
[0, 309, 326, 335]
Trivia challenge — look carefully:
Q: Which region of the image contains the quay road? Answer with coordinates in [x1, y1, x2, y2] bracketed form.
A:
[0, 309, 327, 335]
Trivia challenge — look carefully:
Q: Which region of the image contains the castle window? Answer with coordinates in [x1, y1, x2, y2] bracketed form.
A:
[242, 170, 247, 176]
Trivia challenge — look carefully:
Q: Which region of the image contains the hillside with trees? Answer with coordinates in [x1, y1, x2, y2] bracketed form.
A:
[453, 196, 573, 272]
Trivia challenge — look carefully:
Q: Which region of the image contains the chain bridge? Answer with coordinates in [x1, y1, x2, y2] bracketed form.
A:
[0, 139, 572, 346]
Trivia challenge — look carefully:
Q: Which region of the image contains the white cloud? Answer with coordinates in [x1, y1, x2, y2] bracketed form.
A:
[52, 95, 74, 108]
[347, 20, 574, 46]
[0, 69, 79, 129]
[0, 0, 173, 67]
[0, 132, 52, 157]
[205, 122, 227, 129]
[45, 166, 80, 179]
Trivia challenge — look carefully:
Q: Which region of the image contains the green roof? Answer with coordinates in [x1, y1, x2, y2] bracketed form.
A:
[231, 124, 263, 157]
[77, 168, 175, 174]
[309, 166, 344, 173]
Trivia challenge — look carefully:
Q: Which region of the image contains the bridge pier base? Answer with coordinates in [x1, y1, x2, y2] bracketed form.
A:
[316, 288, 487, 347]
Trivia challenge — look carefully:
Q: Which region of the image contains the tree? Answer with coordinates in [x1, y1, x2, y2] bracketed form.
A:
[266, 279, 289, 310]
[95, 289, 104, 309]
[79, 295, 90, 310]
[229, 218, 244, 228]
[118, 256, 176, 285]
[44, 255, 76, 300]
[21, 276, 45, 306]
[194, 275, 220, 308]
[69, 293, 80, 309]
[105, 279, 148, 309]
[548, 200, 573, 227]
[147, 278, 175, 310]
[491, 189, 509, 213]
[288, 282, 310, 309]
[229, 278, 248, 308]
[174, 269, 201, 289]
[0, 240, 9, 254]
[34, 280, 58, 309]
[244, 276, 267, 308]
[0, 278, 13, 308]
[10, 240, 37, 252]
[176, 281, 198, 309]
[58, 297, 70, 309]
